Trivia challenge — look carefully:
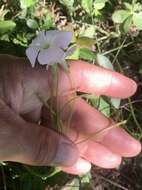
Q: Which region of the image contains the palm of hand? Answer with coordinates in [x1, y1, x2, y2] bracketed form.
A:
[0, 55, 141, 175]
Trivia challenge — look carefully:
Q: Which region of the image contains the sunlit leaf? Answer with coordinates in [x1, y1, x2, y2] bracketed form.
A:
[24, 165, 61, 179]
[26, 19, 38, 29]
[124, 2, 132, 10]
[112, 10, 130, 23]
[98, 98, 110, 117]
[20, 0, 36, 9]
[94, 0, 107, 10]
[59, 0, 74, 11]
[81, 25, 96, 38]
[67, 48, 80, 60]
[123, 15, 133, 32]
[79, 48, 96, 61]
[97, 54, 114, 70]
[133, 2, 141, 12]
[81, 172, 92, 184]
[133, 12, 142, 30]
[81, 0, 93, 15]
[61, 178, 80, 190]
[76, 37, 95, 49]
[0, 20, 16, 34]
[43, 14, 54, 30]
[111, 98, 121, 109]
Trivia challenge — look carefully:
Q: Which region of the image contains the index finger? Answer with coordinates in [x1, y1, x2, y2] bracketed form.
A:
[56, 60, 137, 98]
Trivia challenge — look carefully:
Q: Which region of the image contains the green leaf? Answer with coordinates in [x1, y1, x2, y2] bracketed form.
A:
[94, 0, 107, 10]
[61, 178, 80, 190]
[24, 165, 61, 180]
[81, 172, 92, 184]
[81, 25, 96, 38]
[59, 0, 74, 11]
[123, 15, 133, 32]
[0, 20, 16, 34]
[98, 98, 110, 117]
[133, 12, 142, 30]
[124, 2, 132, 10]
[112, 10, 130, 23]
[67, 48, 80, 60]
[43, 14, 54, 30]
[97, 54, 114, 70]
[76, 36, 95, 49]
[26, 19, 38, 29]
[133, 2, 141, 12]
[81, 0, 93, 15]
[111, 98, 121, 109]
[79, 48, 96, 61]
[20, 0, 36, 9]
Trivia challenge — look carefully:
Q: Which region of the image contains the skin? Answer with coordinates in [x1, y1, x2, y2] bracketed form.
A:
[0, 54, 141, 175]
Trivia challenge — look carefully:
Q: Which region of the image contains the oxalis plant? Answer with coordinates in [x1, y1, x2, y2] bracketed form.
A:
[25, 29, 126, 184]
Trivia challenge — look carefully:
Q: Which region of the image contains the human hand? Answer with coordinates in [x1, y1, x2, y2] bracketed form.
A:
[0, 54, 141, 175]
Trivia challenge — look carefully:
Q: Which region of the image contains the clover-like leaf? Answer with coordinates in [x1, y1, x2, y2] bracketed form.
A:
[133, 12, 142, 30]
[59, 0, 74, 11]
[98, 97, 110, 117]
[79, 48, 96, 61]
[0, 20, 16, 34]
[111, 98, 121, 109]
[26, 19, 38, 29]
[124, 2, 133, 10]
[112, 10, 131, 23]
[123, 15, 133, 33]
[20, 0, 36, 9]
[94, 0, 107, 10]
[81, 0, 93, 15]
[80, 25, 96, 38]
[76, 36, 95, 49]
[97, 54, 114, 70]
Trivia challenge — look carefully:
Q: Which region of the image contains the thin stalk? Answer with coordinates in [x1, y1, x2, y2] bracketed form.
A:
[93, 174, 129, 190]
[103, 42, 133, 56]
[112, 37, 127, 65]
[91, 16, 101, 53]
[24, 165, 61, 180]
[128, 98, 142, 137]
[114, 57, 142, 137]
[76, 120, 127, 144]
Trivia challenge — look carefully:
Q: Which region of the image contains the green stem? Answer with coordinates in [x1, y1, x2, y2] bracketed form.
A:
[112, 37, 127, 65]
[24, 165, 61, 180]
[103, 42, 133, 56]
[128, 98, 142, 137]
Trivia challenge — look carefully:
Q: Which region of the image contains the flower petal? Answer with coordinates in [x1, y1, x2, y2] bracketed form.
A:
[46, 30, 72, 49]
[26, 46, 39, 67]
[38, 47, 65, 66]
[30, 31, 47, 47]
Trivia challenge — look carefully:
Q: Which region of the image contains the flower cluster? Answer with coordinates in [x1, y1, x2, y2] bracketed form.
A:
[26, 30, 74, 69]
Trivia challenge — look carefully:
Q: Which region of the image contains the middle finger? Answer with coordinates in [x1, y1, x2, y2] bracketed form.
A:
[58, 96, 141, 157]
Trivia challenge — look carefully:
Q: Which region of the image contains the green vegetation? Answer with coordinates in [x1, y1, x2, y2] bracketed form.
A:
[0, 0, 142, 189]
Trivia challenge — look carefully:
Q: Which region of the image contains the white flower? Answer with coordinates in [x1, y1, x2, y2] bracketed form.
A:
[26, 30, 73, 68]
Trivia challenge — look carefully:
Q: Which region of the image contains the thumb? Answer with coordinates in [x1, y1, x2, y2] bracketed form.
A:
[19, 123, 79, 167]
[0, 100, 79, 167]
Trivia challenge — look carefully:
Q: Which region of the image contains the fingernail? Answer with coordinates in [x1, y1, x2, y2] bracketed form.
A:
[52, 138, 79, 167]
